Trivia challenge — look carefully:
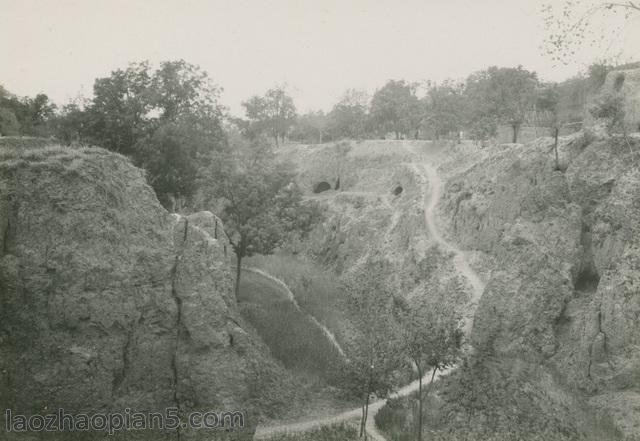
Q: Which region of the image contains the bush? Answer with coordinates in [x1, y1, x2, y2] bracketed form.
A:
[589, 92, 625, 134]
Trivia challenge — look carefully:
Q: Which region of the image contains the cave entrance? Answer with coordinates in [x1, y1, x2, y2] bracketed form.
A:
[393, 186, 403, 196]
[313, 181, 331, 194]
[574, 267, 600, 294]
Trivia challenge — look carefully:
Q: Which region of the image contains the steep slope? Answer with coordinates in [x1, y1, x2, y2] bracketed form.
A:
[282, 140, 469, 319]
[437, 134, 640, 438]
[0, 143, 273, 440]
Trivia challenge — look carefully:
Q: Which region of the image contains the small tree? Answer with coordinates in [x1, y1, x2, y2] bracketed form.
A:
[535, 84, 563, 169]
[242, 86, 297, 146]
[543, 1, 640, 65]
[590, 90, 626, 134]
[341, 260, 403, 439]
[327, 89, 370, 140]
[200, 132, 321, 296]
[395, 300, 463, 441]
[290, 110, 328, 144]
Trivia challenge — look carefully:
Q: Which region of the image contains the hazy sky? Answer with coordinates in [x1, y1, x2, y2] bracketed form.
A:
[1, 0, 639, 115]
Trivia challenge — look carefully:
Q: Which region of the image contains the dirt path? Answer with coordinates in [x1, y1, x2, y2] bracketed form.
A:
[407, 162, 485, 334]
[254, 148, 485, 440]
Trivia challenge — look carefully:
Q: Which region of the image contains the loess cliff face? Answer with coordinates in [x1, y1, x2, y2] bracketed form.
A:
[281, 140, 468, 315]
[0, 144, 266, 440]
[438, 134, 640, 437]
[603, 67, 640, 132]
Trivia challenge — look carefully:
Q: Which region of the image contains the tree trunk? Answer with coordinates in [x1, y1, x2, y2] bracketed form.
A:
[363, 392, 370, 440]
[554, 127, 559, 170]
[235, 253, 242, 298]
[416, 363, 423, 441]
[360, 383, 370, 438]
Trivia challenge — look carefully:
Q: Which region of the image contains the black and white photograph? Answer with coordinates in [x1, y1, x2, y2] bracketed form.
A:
[1, 1, 639, 440]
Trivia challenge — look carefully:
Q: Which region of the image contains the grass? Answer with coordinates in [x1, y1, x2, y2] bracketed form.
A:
[263, 423, 358, 441]
[0, 136, 57, 149]
[237, 270, 346, 383]
[243, 253, 351, 350]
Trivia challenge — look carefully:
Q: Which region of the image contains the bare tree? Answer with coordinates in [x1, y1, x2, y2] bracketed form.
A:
[543, 1, 640, 64]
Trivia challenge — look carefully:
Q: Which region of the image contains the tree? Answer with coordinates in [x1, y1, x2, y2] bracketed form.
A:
[395, 299, 462, 441]
[52, 100, 91, 145]
[0, 85, 56, 136]
[290, 110, 328, 144]
[0, 108, 20, 136]
[242, 86, 297, 146]
[543, 1, 640, 65]
[85, 61, 154, 156]
[136, 114, 224, 210]
[370, 80, 422, 139]
[590, 89, 626, 134]
[465, 66, 539, 143]
[200, 132, 321, 296]
[327, 89, 370, 140]
[535, 84, 564, 169]
[341, 260, 403, 439]
[61, 60, 226, 210]
[422, 80, 466, 141]
[27, 94, 57, 136]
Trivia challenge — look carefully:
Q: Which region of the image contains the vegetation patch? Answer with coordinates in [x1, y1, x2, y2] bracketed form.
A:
[263, 423, 358, 441]
[244, 253, 351, 348]
[237, 271, 346, 382]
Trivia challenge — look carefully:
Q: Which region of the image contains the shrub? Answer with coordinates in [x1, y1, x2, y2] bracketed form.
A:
[589, 92, 625, 134]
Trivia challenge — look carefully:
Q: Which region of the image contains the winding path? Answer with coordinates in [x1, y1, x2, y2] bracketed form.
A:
[408, 161, 485, 334]
[254, 148, 485, 440]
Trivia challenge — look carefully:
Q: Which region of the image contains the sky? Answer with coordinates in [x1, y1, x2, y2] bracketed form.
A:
[1, 0, 639, 116]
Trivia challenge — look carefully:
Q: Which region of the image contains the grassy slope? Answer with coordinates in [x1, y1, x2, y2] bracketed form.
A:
[244, 253, 352, 348]
[238, 270, 345, 380]
[237, 269, 358, 424]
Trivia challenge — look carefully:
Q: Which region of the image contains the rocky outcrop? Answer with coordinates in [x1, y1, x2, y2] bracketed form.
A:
[603, 68, 640, 132]
[438, 135, 640, 437]
[0, 144, 265, 440]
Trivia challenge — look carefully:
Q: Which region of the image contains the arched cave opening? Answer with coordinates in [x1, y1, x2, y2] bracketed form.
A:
[574, 267, 600, 294]
[393, 186, 403, 196]
[313, 181, 331, 194]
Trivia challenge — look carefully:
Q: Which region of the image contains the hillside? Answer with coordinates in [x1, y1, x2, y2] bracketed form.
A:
[274, 133, 640, 439]
[435, 133, 640, 438]
[0, 141, 285, 440]
[280, 140, 470, 322]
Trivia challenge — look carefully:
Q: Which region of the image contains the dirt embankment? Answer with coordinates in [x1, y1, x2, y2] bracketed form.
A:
[436, 134, 640, 438]
[0, 143, 278, 440]
[282, 140, 470, 322]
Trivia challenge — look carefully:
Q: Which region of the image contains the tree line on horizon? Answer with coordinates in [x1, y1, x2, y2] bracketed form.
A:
[1, 59, 637, 206]
[2, 61, 633, 148]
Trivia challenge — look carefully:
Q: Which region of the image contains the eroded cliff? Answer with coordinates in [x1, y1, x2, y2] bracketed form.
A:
[438, 134, 640, 438]
[0, 144, 271, 440]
